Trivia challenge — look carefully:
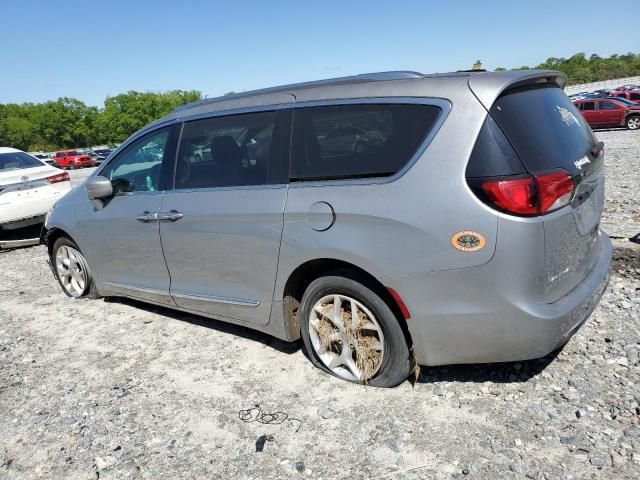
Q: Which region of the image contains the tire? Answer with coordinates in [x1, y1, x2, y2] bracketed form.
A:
[626, 115, 640, 130]
[68, 164, 76, 170]
[51, 237, 100, 299]
[299, 274, 411, 387]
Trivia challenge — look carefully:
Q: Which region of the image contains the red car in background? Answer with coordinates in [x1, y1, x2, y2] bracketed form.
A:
[573, 98, 640, 130]
[53, 150, 94, 169]
[611, 90, 640, 104]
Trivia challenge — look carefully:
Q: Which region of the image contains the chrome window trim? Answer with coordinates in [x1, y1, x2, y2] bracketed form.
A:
[164, 184, 287, 195]
[177, 101, 295, 124]
[171, 291, 260, 307]
[288, 96, 451, 188]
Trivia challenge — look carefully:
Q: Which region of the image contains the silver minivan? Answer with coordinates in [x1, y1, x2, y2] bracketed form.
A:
[44, 70, 612, 387]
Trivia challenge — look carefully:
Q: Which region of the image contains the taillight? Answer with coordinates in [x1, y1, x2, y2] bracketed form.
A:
[47, 172, 70, 184]
[471, 170, 574, 217]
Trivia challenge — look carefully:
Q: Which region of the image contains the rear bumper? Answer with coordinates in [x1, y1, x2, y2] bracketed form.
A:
[387, 231, 612, 366]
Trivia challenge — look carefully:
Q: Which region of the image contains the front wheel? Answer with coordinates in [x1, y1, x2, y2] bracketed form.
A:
[299, 274, 411, 387]
[51, 237, 99, 298]
[68, 164, 76, 170]
[626, 115, 640, 130]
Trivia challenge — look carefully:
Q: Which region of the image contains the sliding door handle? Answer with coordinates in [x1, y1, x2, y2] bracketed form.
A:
[157, 210, 184, 222]
[136, 211, 158, 222]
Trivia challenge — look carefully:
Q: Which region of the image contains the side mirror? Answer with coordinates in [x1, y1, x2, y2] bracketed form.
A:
[86, 176, 113, 200]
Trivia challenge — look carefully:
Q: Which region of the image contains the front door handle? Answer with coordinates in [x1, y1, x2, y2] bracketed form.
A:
[136, 211, 158, 222]
[157, 210, 184, 222]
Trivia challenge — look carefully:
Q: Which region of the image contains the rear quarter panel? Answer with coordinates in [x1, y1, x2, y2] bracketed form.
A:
[275, 78, 497, 299]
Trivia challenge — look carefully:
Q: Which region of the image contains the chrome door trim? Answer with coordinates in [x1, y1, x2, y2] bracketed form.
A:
[171, 291, 260, 307]
[104, 281, 170, 297]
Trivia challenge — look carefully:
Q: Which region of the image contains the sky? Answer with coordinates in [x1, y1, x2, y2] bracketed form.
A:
[1, 0, 637, 107]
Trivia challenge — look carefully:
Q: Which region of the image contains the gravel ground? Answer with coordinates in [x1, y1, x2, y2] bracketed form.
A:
[0, 130, 639, 480]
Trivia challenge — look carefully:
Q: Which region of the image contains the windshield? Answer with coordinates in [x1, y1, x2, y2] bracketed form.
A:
[0, 151, 44, 171]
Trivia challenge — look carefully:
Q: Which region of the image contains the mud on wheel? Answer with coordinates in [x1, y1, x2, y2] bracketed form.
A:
[300, 274, 411, 387]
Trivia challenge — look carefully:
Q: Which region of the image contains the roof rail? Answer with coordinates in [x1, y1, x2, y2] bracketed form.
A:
[172, 71, 424, 113]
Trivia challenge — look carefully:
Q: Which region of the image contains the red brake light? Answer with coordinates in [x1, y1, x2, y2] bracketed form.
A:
[47, 172, 70, 184]
[481, 177, 537, 215]
[476, 170, 574, 216]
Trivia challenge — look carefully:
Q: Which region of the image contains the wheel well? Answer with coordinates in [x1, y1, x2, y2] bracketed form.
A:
[282, 258, 413, 347]
[43, 227, 75, 256]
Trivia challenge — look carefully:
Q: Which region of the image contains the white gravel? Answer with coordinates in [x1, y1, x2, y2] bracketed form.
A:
[0, 130, 638, 479]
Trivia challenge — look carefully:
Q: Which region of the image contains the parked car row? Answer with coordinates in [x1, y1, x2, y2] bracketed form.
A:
[569, 83, 640, 102]
[573, 97, 640, 130]
[26, 147, 116, 169]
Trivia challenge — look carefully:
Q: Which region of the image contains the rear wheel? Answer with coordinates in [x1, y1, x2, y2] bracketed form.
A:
[626, 115, 640, 130]
[299, 274, 410, 387]
[51, 237, 99, 298]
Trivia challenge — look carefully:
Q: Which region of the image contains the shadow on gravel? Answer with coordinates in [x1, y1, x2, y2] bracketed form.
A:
[416, 349, 561, 385]
[104, 296, 301, 355]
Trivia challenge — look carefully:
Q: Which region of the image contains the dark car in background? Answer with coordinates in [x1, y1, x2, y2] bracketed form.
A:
[573, 98, 640, 129]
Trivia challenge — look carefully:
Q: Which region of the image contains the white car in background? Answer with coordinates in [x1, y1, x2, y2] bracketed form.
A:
[0, 147, 72, 231]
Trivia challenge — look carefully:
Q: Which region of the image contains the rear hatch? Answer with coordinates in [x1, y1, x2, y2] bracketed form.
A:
[487, 85, 604, 302]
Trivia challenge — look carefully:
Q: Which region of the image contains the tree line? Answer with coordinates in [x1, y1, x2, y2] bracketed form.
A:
[0, 90, 202, 152]
[494, 52, 640, 84]
[2, 52, 639, 152]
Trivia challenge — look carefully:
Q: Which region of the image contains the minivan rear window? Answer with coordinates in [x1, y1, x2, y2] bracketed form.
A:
[490, 87, 596, 174]
[291, 104, 440, 181]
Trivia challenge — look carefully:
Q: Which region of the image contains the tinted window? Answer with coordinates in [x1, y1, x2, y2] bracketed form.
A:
[101, 127, 170, 194]
[176, 110, 281, 189]
[0, 151, 43, 171]
[465, 116, 525, 178]
[630, 93, 640, 100]
[291, 104, 440, 181]
[599, 101, 618, 110]
[490, 87, 596, 174]
[582, 102, 595, 111]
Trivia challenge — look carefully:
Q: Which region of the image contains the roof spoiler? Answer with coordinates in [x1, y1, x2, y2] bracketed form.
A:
[468, 70, 567, 111]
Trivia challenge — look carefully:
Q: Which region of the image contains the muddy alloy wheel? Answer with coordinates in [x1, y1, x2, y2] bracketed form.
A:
[308, 294, 385, 382]
[627, 115, 640, 130]
[300, 274, 411, 387]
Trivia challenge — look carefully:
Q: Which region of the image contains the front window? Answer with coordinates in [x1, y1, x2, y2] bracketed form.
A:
[175, 110, 278, 189]
[100, 128, 170, 194]
[0, 151, 44, 171]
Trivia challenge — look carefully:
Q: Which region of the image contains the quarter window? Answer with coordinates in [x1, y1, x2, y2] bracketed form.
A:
[175, 110, 281, 189]
[101, 127, 170, 194]
[291, 104, 440, 181]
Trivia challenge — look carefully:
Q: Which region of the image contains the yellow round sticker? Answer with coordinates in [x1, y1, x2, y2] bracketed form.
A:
[451, 231, 486, 252]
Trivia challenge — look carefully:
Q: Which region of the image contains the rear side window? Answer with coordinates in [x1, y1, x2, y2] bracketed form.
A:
[176, 110, 288, 189]
[631, 92, 640, 100]
[582, 102, 595, 111]
[291, 104, 440, 181]
[490, 87, 596, 174]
